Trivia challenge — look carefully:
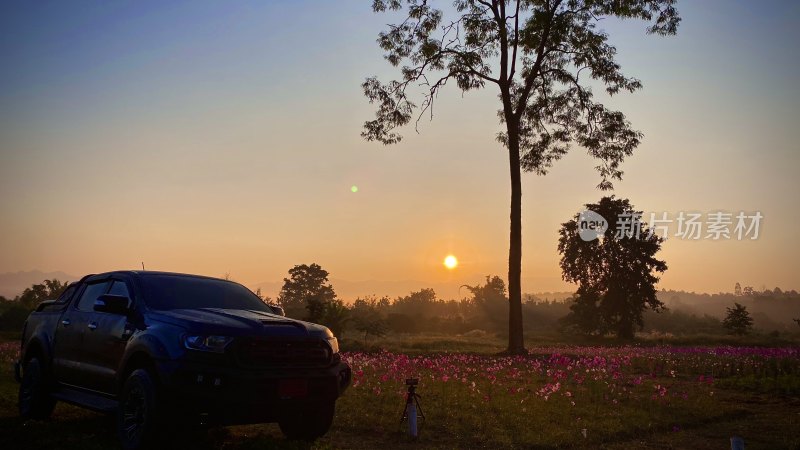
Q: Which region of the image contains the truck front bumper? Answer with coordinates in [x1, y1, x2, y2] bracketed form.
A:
[154, 358, 351, 425]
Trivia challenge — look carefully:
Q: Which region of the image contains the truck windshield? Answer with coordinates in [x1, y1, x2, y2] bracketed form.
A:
[142, 275, 271, 312]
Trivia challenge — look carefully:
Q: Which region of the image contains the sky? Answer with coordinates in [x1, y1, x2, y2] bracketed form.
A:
[1, 0, 798, 300]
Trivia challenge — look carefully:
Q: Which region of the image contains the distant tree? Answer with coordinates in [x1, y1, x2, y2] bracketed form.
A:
[734, 282, 742, 296]
[794, 318, 800, 328]
[392, 288, 439, 318]
[253, 287, 275, 306]
[743, 286, 755, 296]
[773, 287, 783, 296]
[350, 296, 388, 343]
[322, 299, 350, 337]
[385, 312, 417, 333]
[0, 305, 31, 331]
[277, 263, 337, 322]
[16, 279, 68, 310]
[362, 0, 680, 354]
[253, 288, 269, 303]
[557, 285, 604, 336]
[352, 295, 390, 313]
[463, 276, 508, 334]
[558, 197, 667, 339]
[1, 279, 68, 331]
[723, 302, 753, 336]
[354, 313, 388, 345]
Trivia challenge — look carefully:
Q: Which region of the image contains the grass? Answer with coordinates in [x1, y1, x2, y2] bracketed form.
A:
[1, 333, 799, 449]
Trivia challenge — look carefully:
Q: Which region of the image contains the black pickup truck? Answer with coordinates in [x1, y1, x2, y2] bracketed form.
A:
[14, 271, 351, 449]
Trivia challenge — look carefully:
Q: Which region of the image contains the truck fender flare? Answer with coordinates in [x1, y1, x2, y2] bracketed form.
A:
[22, 335, 52, 365]
[117, 334, 170, 379]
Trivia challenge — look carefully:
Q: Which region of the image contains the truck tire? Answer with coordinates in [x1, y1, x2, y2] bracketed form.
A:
[278, 401, 335, 441]
[117, 369, 161, 450]
[18, 357, 56, 420]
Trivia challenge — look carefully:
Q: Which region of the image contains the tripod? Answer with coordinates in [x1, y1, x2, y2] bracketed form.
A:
[399, 381, 425, 437]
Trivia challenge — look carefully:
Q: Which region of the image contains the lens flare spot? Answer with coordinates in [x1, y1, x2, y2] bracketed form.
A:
[351, 185, 359, 193]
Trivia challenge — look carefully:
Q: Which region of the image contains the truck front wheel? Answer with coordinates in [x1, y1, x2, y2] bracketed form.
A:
[18, 357, 56, 420]
[279, 401, 336, 441]
[117, 369, 161, 450]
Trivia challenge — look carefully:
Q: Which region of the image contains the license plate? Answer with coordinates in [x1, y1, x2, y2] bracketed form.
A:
[278, 379, 308, 398]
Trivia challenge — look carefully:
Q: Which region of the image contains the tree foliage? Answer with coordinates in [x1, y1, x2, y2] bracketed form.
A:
[463, 275, 508, 335]
[323, 299, 351, 337]
[0, 279, 68, 331]
[558, 196, 667, 339]
[363, 0, 680, 353]
[723, 302, 753, 336]
[351, 296, 389, 343]
[17, 279, 68, 310]
[278, 263, 337, 322]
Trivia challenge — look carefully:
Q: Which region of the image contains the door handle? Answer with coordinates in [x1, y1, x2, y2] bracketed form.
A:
[87, 322, 98, 330]
[61, 319, 71, 326]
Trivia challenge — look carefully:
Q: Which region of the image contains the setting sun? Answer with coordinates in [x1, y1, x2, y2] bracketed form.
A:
[444, 255, 458, 270]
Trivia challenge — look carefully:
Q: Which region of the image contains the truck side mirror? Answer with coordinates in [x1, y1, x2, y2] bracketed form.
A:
[269, 304, 286, 317]
[94, 294, 130, 315]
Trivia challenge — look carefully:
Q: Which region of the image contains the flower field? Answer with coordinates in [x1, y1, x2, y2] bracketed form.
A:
[334, 346, 800, 448]
[1, 339, 799, 448]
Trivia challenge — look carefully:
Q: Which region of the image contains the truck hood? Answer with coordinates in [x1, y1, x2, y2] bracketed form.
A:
[148, 308, 331, 339]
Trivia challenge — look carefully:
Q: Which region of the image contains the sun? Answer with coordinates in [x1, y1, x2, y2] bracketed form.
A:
[443, 255, 458, 270]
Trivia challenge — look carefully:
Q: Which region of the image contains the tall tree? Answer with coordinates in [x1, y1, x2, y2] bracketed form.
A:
[723, 302, 753, 336]
[362, 0, 680, 353]
[278, 263, 337, 321]
[558, 196, 667, 339]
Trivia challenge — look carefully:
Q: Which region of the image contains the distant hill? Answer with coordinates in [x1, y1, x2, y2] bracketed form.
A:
[0, 270, 78, 298]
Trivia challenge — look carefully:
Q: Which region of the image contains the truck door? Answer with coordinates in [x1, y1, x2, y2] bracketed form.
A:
[52, 280, 111, 388]
[83, 279, 136, 394]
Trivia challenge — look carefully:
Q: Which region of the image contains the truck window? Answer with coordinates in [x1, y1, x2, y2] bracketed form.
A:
[54, 284, 77, 304]
[108, 280, 131, 298]
[107, 280, 132, 308]
[75, 281, 112, 311]
[142, 275, 270, 312]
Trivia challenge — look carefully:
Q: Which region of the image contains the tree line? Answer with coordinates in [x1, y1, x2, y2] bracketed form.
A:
[272, 264, 570, 342]
[272, 262, 800, 342]
[0, 279, 68, 330]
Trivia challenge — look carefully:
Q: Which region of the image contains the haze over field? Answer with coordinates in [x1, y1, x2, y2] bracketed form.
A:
[1, 1, 798, 295]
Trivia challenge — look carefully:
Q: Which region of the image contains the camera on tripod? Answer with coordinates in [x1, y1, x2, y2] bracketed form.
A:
[400, 378, 424, 437]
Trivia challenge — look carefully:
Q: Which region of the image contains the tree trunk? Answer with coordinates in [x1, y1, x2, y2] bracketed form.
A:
[506, 124, 525, 355]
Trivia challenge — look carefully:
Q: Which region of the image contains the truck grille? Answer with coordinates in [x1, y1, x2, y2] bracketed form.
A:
[235, 339, 331, 368]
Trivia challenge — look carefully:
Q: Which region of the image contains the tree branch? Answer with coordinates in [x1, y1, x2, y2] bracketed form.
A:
[514, 0, 562, 121]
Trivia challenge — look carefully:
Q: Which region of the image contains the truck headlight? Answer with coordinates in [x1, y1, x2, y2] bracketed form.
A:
[184, 335, 234, 353]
